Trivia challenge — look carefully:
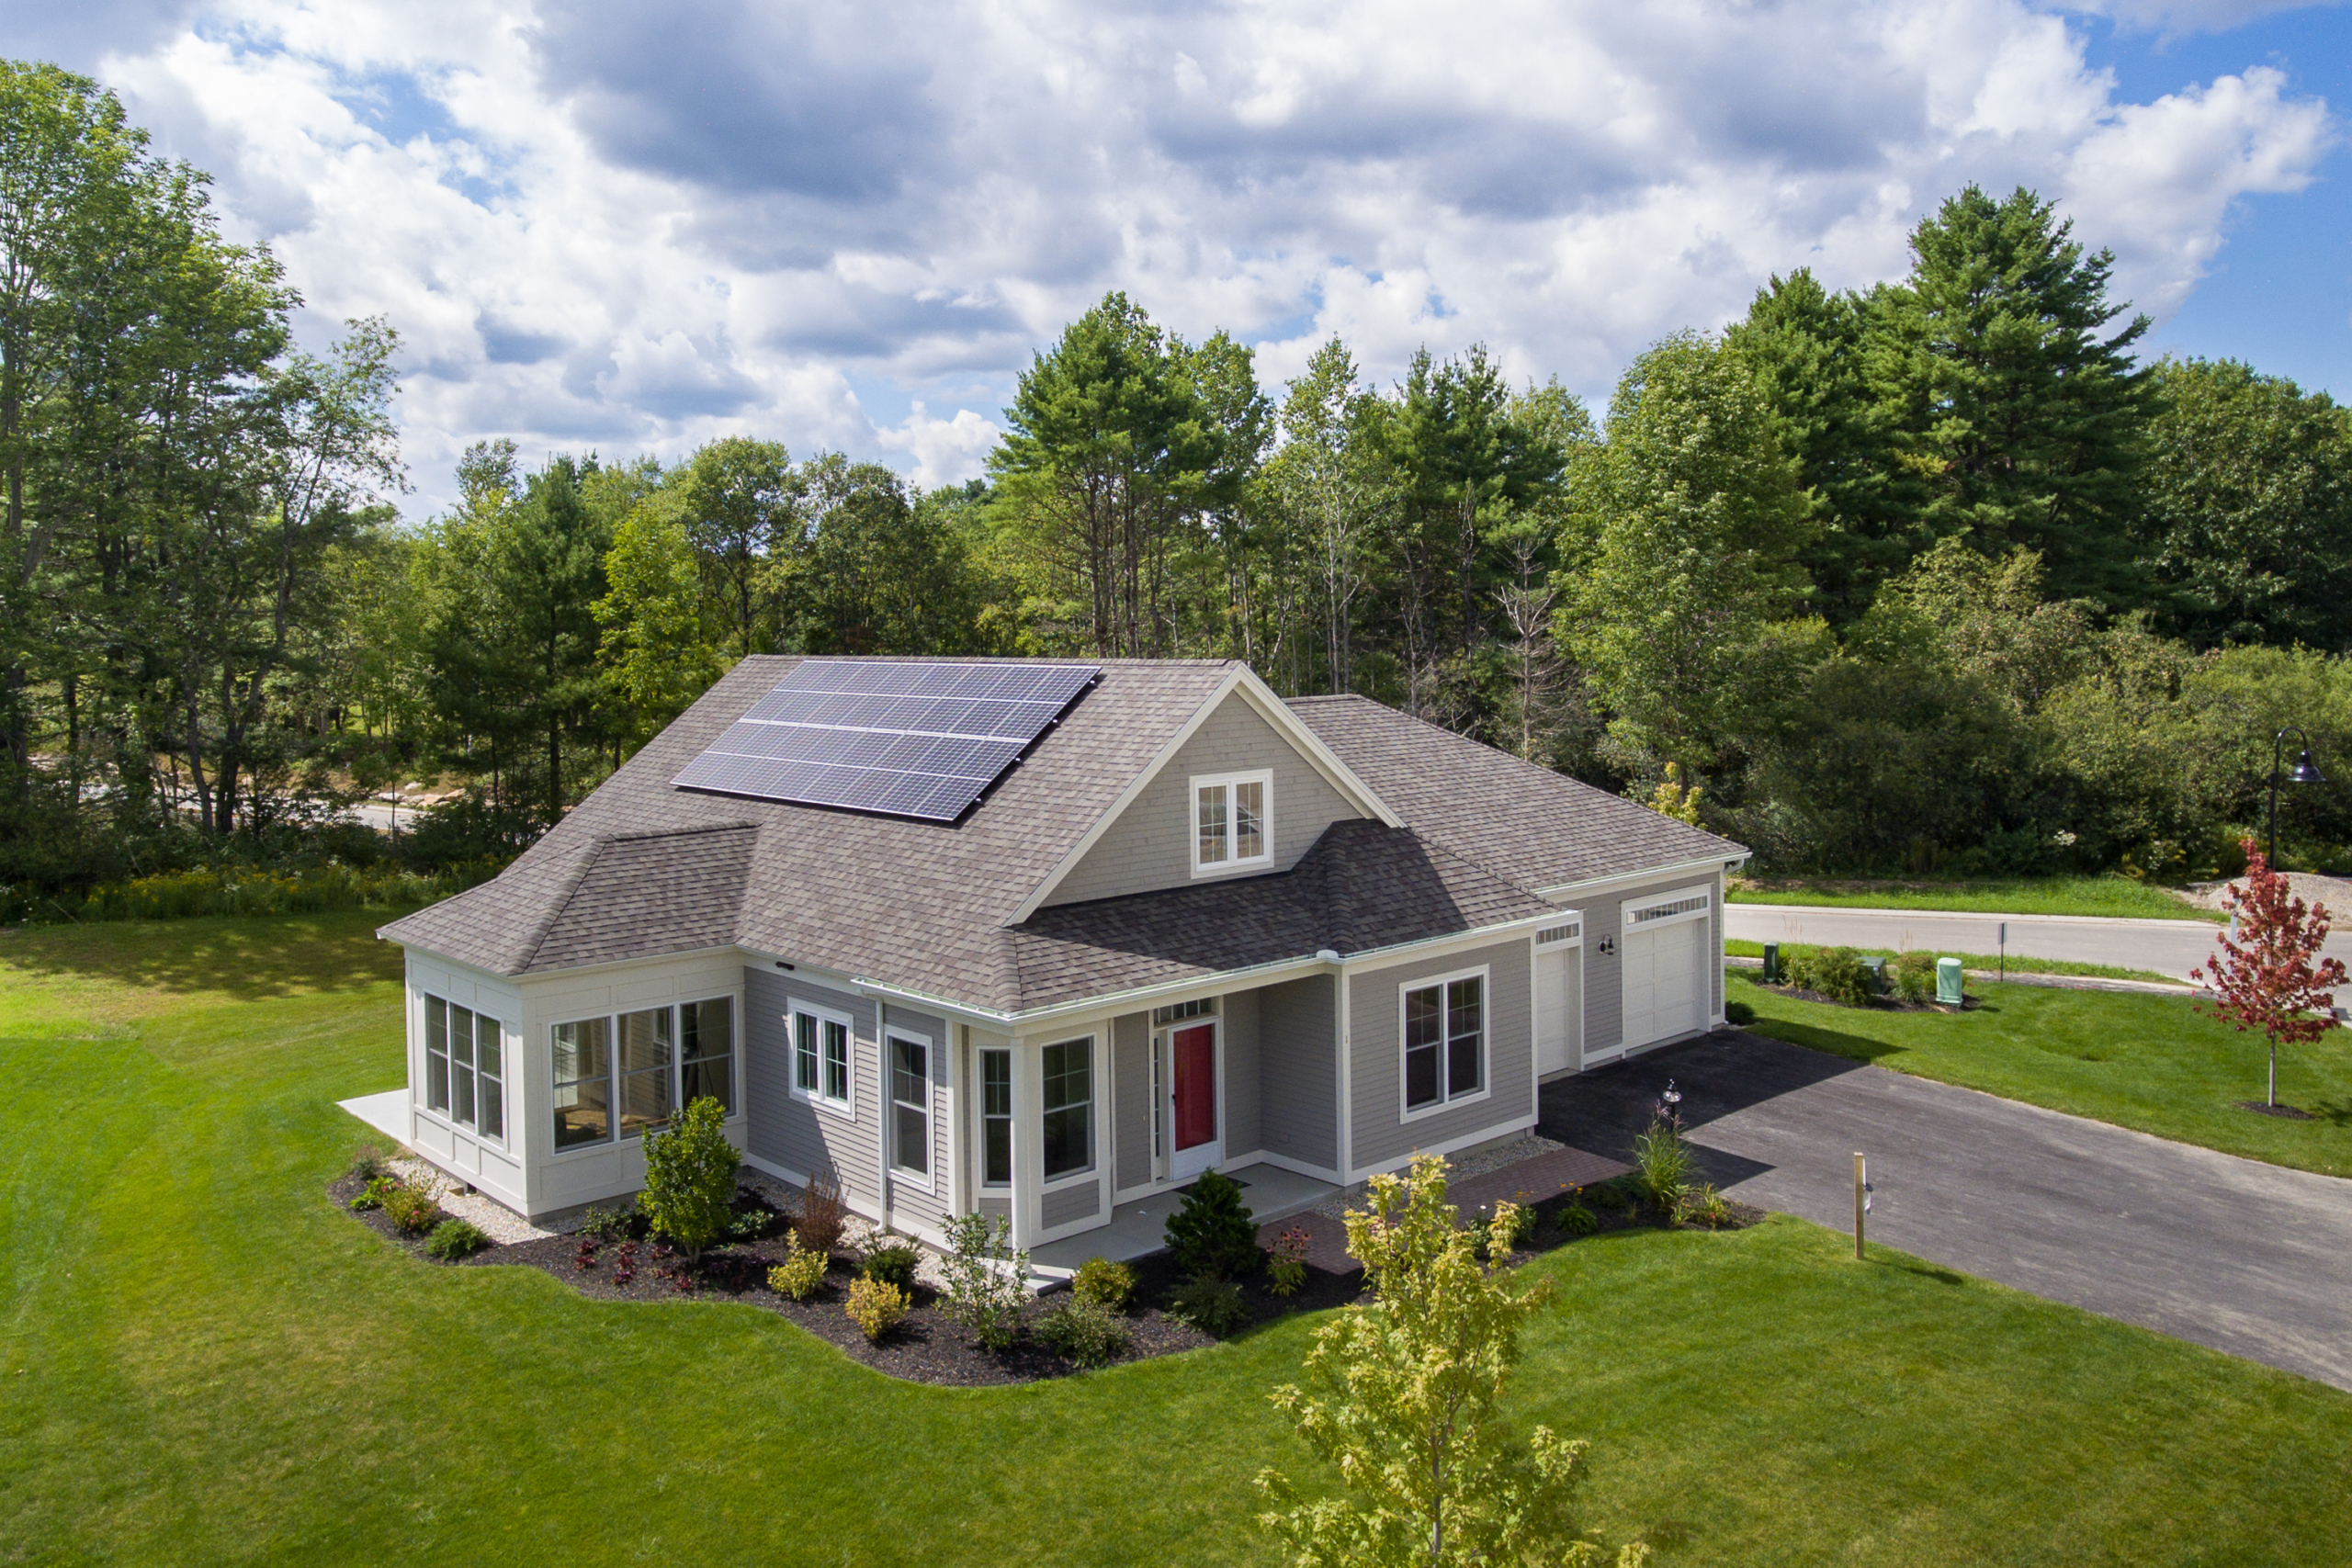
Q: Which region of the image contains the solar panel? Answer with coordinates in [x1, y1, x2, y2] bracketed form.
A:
[673, 660, 1101, 821]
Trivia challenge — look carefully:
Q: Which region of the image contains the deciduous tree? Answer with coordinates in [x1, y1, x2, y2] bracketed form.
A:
[2193, 841, 2347, 1109]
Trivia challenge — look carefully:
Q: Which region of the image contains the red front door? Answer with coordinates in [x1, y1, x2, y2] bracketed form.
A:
[1172, 1023, 1216, 1151]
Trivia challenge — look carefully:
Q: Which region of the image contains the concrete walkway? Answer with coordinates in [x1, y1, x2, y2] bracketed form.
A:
[1722, 902, 2315, 981]
[1541, 1030, 2352, 1392]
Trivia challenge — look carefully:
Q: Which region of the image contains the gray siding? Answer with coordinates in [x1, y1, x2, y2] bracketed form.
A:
[878, 1000, 952, 1231]
[1349, 938, 1533, 1173]
[1113, 1011, 1151, 1191]
[1222, 988, 1261, 1159]
[1554, 870, 1723, 1055]
[1044, 691, 1363, 907]
[1257, 974, 1338, 1170]
[744, 968, 881, 1209]
[1042, 1179, 1101, 1229]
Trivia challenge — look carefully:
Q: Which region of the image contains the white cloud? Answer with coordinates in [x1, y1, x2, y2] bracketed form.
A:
[71, 0, 2337, 513]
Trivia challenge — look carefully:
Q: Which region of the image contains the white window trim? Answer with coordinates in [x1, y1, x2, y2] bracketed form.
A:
[414, 992, 510, 1148]
[885, 1026, 936, 1193]
[1397, 964, 1493, 1123]
[789, 1000, 858, 1120]
[1620, 884, 1713, 931]
[1188, 768, 1275, 879]
[977, 1044, 1014, 1190]
[1534, 912, 1585, 950]
[1038, 1032, 1100, 1189]
[543, 992, 746, 1160]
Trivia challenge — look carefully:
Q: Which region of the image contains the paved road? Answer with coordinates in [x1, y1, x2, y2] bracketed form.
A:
[1721, 902, 2325, 981]
[1541, 1031, 2352, 1391]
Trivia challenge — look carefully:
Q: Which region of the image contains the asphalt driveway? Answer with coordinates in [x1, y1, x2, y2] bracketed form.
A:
[1540, 1030, 2352, 1392]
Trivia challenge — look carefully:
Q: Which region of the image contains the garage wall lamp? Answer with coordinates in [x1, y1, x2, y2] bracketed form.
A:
[1595, 936, 1615, 956]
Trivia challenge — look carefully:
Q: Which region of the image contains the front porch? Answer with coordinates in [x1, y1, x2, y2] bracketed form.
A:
[1028, 1162, 1340, 1275]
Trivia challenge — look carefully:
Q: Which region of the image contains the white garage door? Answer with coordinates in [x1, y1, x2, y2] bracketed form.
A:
[1620, 886, 1711, 1051]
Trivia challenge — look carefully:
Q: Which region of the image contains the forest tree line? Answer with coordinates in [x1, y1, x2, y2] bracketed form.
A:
[8, 59, 2352, 898]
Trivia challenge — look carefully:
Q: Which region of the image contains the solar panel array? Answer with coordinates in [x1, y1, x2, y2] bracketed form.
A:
[673, 660, 1102, 821]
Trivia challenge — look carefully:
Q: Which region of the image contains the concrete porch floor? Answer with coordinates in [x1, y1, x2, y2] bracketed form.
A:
[1028, 1163, 1340, 1276]
[337, 1088, 410, 1145]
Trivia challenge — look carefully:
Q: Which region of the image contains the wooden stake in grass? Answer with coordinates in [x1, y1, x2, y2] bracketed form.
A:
[1853, 1153, 1866, 1260]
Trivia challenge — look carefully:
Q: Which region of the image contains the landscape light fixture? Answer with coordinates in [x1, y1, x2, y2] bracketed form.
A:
[2268, 727, 2327, 869]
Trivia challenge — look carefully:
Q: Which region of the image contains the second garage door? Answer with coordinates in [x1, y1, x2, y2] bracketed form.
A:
[1621, 888, 1709, 1052]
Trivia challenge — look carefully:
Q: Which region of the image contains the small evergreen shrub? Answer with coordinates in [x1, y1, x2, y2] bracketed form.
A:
[1163, 1168, 1260, 1280]
[938, 1213, 1029, 1350]
[1724, 998, 1756, 1026]
[1071, 1256, 1134, 1310]
[1558, 1202, 1599, 1236]
[845, 1277, 910, 1342]
[1264, 1224, 1312, 1297]
[382, 1181, 444, 1235]
[768, 1237, 830, 1300]
[1036, 1295, 1130, 1368]
[860, 1238, 921, 1293]
[424, 1219, 491, 1260]
[1166, 1275, 1250, 1338]
[639, 1096, 738, 1262]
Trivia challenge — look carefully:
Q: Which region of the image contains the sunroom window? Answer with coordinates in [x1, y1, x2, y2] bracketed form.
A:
[548, 996, 736, 1150]
[420, 994, 504, 1143]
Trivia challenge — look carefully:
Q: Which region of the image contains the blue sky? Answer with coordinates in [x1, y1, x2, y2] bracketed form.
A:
[7, 0, 2347, 513]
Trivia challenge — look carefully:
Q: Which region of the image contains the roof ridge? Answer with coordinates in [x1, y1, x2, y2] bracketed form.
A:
[514, 838, 612, 976]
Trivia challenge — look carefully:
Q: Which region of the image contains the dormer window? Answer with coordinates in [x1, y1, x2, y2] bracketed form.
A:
[1191, 769, 1272, 876]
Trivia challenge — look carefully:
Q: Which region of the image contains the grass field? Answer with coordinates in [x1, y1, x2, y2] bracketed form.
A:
[4, 912, 2350, 1565]
[1735, 969, 2352, 1177]
[1727, 874, 2221, 922]
[1724, 938, 2178, 986]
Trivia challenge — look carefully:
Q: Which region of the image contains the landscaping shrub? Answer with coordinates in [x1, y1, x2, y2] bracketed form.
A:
[348, 1145, 389, 1185]
[1265, 1225, 1311, 1297]
[1676, 1184, 1736, 1229]
[349, 1175, 398, 1213]
[638, 1096, 737, 1262]
[1164, 1168, 1260, 1280]
[795, 1166, 847, 1254]
[938, 1213, 1028, 1350]
[1783, 945, 1873, 1007]
[1633, 1114, 1698, 1215]
[860, 1238, 921, 1293]
[1071, 1256, 1134, 1311]
[1889, 951, 1940, 1005]
[576, 1203, 641, 1242]
[1166, 1276, 1250, 1338]
[424, 1219, 491, 1260]
[1035, 1295, 1129, 1368]
[767, 1237, 830, 1300]
[382, 1180, 444, 1235]
[1724, 998, 1756, 1026]
[1558, 1202, 1599, 1236]
[845, 1277, 910, 1342]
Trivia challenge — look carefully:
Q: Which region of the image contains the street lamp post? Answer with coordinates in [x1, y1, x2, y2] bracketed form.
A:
[2267, 727, 2326, 869]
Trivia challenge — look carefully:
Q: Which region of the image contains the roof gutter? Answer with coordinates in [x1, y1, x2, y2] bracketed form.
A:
[1532, 852, 1747, 905]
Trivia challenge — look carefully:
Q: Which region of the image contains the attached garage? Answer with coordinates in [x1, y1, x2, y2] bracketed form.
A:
[1617, 885, 1712, 1055]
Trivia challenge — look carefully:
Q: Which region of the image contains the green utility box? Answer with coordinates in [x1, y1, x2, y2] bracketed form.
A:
[1762, 942, 1780, 983]
[1936, 956, 1965, 1006]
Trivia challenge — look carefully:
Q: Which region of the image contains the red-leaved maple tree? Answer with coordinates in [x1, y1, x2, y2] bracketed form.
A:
[2192, 840, 2347, 1108]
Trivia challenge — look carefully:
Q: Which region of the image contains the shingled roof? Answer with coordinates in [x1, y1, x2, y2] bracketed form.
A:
[382, 661, 1746, 1015]
[1285, 695, 1747, 892]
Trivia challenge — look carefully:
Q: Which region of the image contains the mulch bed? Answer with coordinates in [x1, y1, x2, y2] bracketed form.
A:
[330, 1168, 1760, 1387]
[2236, 1100, 2317, 1120]
[1752, 981, 1973, 1013]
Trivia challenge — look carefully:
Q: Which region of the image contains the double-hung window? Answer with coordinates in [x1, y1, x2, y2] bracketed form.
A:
[1402, 971, 1485, 1113]
[979, 1047, 1012, 1186]
[547, 996, 736, 1151]
[420, 993, 505, 1143]
[889, 1033, 930, 1180]
[1039, 1037, 1093, 1179]
[792, 1006, 854, 1112]
[1191, 770, 1272, 875]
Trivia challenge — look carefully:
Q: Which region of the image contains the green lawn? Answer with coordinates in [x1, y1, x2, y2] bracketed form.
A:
[1728, 874, 2221, 922]
[5, 913, 2351, 1565]
[1725, 938, 2179, 986]
[1735, 969, 2352, 1177]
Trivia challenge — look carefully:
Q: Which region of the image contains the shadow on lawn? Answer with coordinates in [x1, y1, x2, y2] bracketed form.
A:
[0, 911, 403, 1003]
